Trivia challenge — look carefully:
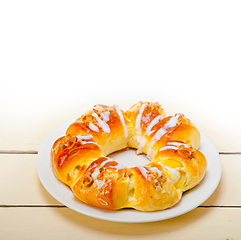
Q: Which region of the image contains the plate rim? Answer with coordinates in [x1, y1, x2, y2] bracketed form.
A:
[37, 119, 222, 223]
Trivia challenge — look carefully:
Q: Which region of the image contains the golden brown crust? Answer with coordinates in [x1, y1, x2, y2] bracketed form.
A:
[124, 162, 182, 211]
[51, 135, 103, 187]
[153, 141, 207, 191]
[72, 157, 130, 210]
[66, 104, 128, 155]
[51, 101, 207, 211]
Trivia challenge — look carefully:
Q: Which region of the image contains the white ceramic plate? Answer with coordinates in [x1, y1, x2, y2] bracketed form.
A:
[37, 119, 222, 223]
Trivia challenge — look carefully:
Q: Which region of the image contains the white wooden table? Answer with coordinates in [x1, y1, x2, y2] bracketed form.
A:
[1, 1, 241, 239]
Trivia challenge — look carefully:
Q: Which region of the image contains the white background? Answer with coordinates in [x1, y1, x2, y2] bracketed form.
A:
[1, 1, 240, 152]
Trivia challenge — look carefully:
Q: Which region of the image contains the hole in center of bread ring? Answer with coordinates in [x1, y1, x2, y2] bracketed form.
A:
[108, 148, 150, 168]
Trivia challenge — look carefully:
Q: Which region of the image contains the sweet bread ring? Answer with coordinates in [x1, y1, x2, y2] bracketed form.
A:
[51, 101, 207, 211]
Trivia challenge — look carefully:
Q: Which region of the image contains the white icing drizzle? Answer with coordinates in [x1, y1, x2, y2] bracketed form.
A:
[81, 141, 101, 148]
[137, 166, 149, 179]
[151, 115, 180, 145]
[91, 168, 100, 180]
[151, 128, 167, 144]
[135, 104, 147, 152]
[92, 112, 111, 133]
[159, 145, 178, 151]
[100, 158, 114, 167]
[76, 135, 93, 141]
[100, 111, 110, 122]
[91, 159, 113, 181]
[159, 141, 191, 152]
[115, 106, 128, 138]
[165, 114, 180, 129]
[137, 166, 163, 181]
[76, 119, 83, 123]
[135, 104, 146, 132]
[167, 141, 191, 148]
[100, 158, 126, 170]
[96, 179, 105, 189]
[89, 122, 99, 132]
[145, 115, 163, 136]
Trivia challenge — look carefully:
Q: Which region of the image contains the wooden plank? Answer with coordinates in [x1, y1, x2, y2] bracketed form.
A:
[202, 154, 241, 206]
[0, 154, 240, 207]
[0, 207, 240, 240]
[0, 154, 60, 205]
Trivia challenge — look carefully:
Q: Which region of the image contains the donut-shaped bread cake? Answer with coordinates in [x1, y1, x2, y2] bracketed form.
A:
[51, 101, 207, 211]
